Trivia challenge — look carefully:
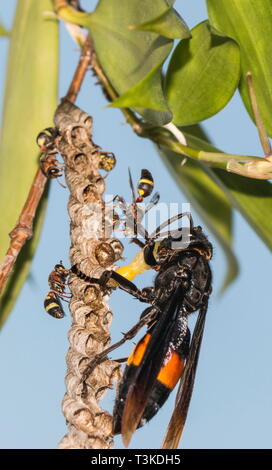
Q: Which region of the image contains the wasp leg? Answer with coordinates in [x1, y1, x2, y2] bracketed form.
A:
[71, 265, 154, 303]
[81, 306, 158, 397]
[143, 191, 160, 215]
[70, 264, 111, 285]
[110, 271, 155, 302]
[114, 357, 128, 364]
[112, 195, 128, 216]
[130, 238, 145, 249]
[55, 292, 72, 299]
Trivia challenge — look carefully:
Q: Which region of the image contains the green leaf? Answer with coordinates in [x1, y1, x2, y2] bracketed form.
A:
[207, 0, 272, 137]
[109, 61, 172, 125]
[89, 0, 177, 124]
[0, 21, 9, 36]
[60, 0, 180, 124]
[177, 131, 272, 251]
[165, 20, 241, 126]
[129, 6, 190, 39]
[159, 128, 239, 291]
[211, 169, 272, 251]
[0, 0, 59, 327]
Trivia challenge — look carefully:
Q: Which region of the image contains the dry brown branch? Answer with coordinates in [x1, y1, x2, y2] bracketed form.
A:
[65, 35, 92, 103]
[54, 100, 122, 449]
[0, 35, 91, 296]
[0, 169, 47, 293]
[90, 47, 145, 136]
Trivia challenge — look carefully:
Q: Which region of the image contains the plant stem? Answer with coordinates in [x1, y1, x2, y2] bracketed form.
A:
[0, 168, 47, 293]
[89, 44, 261, 169]
[246, 72, 271, 156]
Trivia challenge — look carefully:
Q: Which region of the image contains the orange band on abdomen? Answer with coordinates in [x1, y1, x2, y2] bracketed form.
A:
[127, 336, 185, 390]
[127, 333, 151, 366]
[157, 350, 185, 390]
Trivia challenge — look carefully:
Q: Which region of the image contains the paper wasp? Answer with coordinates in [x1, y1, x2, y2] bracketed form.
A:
[42, 167, 152, 320]
[44, 262, 70, 319]
[98, 151, 116, 173]
[36, 127, 65, 184]
[112, 168, 160, 240]
[37, 127, 116, 184]
[71, 170, 213, 448]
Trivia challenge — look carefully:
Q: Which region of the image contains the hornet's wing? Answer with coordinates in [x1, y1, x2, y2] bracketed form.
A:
[117, 286, 186, 446]
[161, 300, 209, 449]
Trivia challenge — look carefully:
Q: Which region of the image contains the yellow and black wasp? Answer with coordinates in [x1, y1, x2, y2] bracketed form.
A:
[71, 170, 213, 448]
[37, 127, 116, 184]
[36, 126, 71, 189]
[44, 262, 70, 319]
[36, 127, 64, 181]
[98, 151, 116, 173]
[112, 168, 159, 240]
[136, 168, 154, 202]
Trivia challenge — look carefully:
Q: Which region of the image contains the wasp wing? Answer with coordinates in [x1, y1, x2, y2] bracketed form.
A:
[120, 285, 185, 446]
[161, 300, 209, 449]
[144, 191, 160, 215]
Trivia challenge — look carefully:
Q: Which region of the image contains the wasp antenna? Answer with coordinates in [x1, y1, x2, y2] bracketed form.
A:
[56, 177, 67, 189]
[151, 212, 194, 240]
[128, 168, 136, 205]
[186, 212, 194, 231]
[128, 168, 139, 238]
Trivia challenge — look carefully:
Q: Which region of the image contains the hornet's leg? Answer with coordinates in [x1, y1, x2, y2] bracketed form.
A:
[113, 357, 128, 364]
[81, 306, 159, 397]
[71, 265, 155, 303]
[130, 238, 145, 249]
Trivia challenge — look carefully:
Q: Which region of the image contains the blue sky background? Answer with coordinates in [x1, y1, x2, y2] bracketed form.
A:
[0, 0, 271, 449]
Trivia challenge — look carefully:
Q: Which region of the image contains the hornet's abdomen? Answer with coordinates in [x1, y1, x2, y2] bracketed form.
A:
[113, 327, 190, 434]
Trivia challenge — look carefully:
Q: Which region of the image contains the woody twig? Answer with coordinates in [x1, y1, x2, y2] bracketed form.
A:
[90, 45, 145, 136]
[0, 169, 47, 292]
[65, 35, 92, 103]
[0, 35, 92, 295]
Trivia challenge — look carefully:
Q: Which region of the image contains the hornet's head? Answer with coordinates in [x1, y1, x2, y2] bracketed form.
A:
[144, 224, 213, 267]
